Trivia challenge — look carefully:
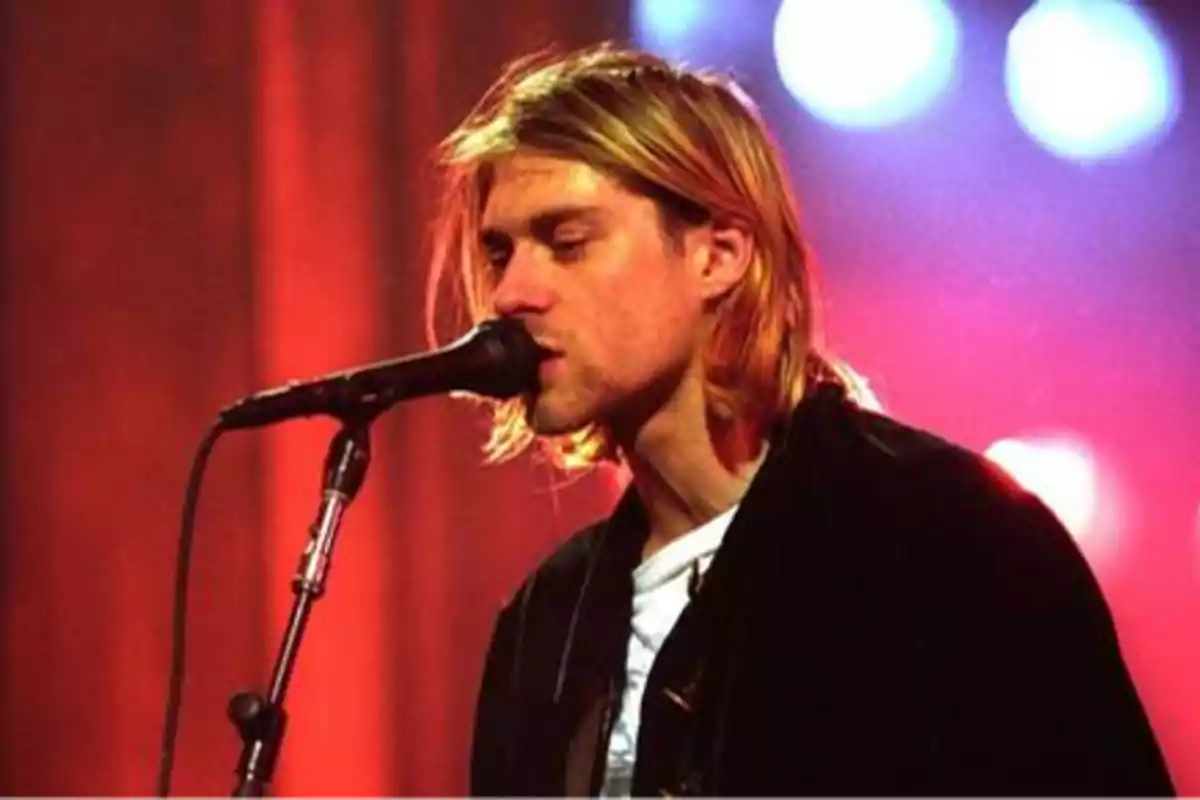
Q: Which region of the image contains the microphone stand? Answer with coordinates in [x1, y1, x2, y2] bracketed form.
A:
[227, 417, 372, 797]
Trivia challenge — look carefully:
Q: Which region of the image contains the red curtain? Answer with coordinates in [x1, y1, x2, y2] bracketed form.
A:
[0, 1, 625, 795]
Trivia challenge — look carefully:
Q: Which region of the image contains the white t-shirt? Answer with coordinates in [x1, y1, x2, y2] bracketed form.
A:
[599, 504, 738, 797]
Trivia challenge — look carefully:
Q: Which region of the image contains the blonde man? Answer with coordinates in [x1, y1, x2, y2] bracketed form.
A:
[426, 44, 1173, 796]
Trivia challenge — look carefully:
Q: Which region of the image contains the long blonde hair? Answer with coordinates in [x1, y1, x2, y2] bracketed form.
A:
[425, 43, 858, 472]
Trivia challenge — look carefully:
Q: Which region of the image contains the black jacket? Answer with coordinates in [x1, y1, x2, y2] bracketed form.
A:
[470, 383, 1175, 796]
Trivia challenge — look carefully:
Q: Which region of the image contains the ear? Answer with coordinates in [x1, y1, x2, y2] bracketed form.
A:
[692, 219, 754, 303]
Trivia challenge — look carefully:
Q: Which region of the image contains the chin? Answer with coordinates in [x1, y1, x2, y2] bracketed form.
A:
[526, 392, 599, 437]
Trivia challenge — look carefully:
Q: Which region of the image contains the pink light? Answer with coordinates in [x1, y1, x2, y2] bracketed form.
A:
[1195, 500, 1200, 580]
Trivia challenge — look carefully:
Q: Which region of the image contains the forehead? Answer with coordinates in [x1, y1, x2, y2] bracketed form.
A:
[480, 153, 628, 229]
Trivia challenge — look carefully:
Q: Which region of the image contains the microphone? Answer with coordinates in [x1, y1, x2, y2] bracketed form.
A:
[218, 316, 543, 430]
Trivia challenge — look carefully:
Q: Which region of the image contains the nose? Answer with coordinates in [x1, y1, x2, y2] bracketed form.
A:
[490, 247, 553, 317]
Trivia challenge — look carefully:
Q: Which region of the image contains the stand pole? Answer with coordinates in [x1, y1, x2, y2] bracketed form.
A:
[227, 421, 371, 796]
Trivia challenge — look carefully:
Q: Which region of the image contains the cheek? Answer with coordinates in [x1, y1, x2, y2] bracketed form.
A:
[590, 282, 700, 377]
[569, 236, 702, 379]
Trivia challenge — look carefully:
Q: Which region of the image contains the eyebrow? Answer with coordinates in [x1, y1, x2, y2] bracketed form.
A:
[480, 204, 606, 248]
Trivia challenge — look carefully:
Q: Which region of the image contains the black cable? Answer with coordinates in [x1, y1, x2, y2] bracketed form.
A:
[156, 420, 225, 797]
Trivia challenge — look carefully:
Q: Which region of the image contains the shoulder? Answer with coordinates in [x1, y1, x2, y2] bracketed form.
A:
[834, 402, 1105, 617]
[803, 392, 1030, 512]
[802, 394, 1096, 590]
[490, 516, 609, 621]
[493, 472, 650, 621]
[807, 390, 1032, 510]
[819, 411, 1172, 795]
[860, 404, 1072, 535]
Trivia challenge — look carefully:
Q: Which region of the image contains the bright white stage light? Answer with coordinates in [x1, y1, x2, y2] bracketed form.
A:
[985, 435, 1099, 544]
[631, 0, 712, 60]
[1005, 0, 1181, 161]
[772, 0, 960, 129]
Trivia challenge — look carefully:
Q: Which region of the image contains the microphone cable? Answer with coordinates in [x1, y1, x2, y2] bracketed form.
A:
[156, 420, 225, 796]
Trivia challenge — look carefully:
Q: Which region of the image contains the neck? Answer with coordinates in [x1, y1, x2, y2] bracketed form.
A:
[612, 380, 768, 561]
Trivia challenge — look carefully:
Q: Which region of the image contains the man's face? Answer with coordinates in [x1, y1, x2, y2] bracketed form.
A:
[480, 152, 708, 438]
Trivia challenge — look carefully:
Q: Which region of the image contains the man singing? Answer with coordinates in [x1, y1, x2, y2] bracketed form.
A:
[424, 43, 1175, 796]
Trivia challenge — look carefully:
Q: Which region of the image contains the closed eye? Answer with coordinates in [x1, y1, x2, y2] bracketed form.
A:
[480, 231, 512, 273]
[550, 237, 588, 262]
[486, 246, 511, 270]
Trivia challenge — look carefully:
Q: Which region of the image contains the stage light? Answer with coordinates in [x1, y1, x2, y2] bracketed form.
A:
[985, 435, 1098, 545]
[1004, 0, 1181, 162]
[630, 0, 717, 61]
[772, 0, 960, 129]
[631, 0, 769, 65]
